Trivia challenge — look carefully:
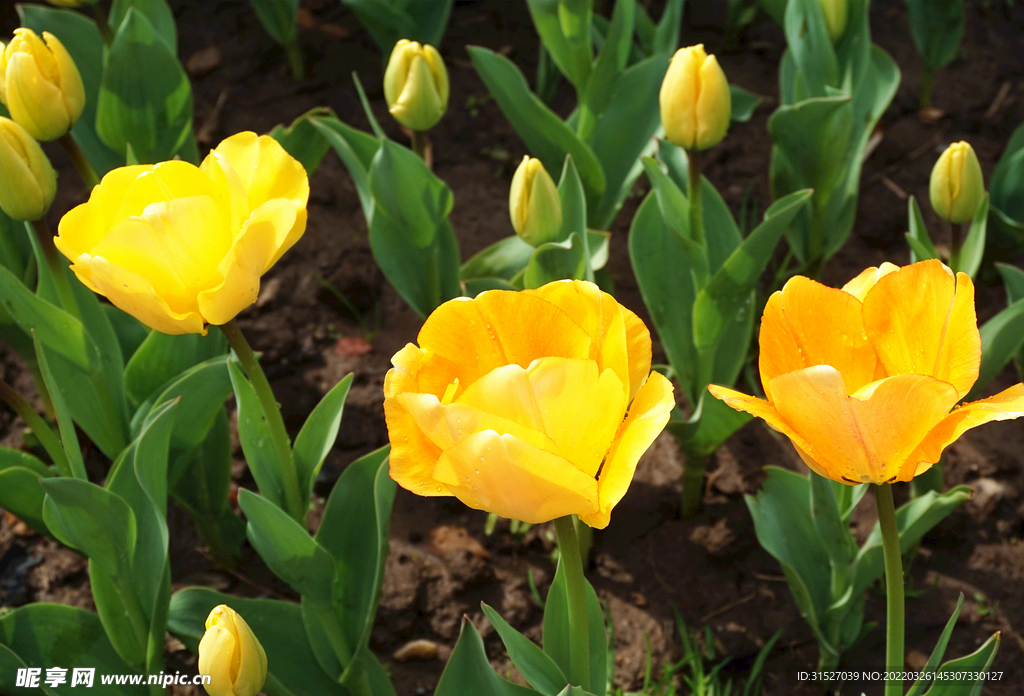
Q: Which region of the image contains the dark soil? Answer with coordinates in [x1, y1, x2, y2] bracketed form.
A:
[2, 1, 1024, 695]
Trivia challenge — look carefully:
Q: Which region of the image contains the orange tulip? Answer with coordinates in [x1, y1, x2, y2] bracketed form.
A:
[710, 260, 1024, 485]
[383, 280, 674, 528]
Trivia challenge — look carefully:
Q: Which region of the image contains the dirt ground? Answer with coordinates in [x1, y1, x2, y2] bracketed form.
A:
[2, 1, 1024, 695]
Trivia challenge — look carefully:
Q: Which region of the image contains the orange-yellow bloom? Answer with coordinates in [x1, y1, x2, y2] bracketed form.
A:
[383, 280, 674, 528]
[55, 132, 308, 335]
[710, 260, 1024, 485]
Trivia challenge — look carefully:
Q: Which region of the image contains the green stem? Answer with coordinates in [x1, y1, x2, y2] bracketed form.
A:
[285, 36, 305, 80]
[680, 453, 708, 520]
[59, 134, 100, 190]
[948, 221, 969, 274]
[686, 148, 704, 247]
[0, 379, 69, 477]
[318, 608, 354, 667]
[90, 2, 115, 46]
[875, 483, 904, 696]
[411, 129, 427, 162]
[919, 66, 935, 112]
[553, 516, 591, 692]
[30, 219, 80, 320]
[218, 320, 306, 523]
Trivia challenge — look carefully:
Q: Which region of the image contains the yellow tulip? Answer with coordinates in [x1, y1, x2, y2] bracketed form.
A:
[383, 39, 449, 132]
[710, 260, 1024, 485]
[509, 156, 563, 246]
[819, 0, 848, 42]
[930, 141, 985, 225]
[54, 131, 308, 335]
[198, 605, 267, 696]
[0, 117, 56, 222]
[659, 44, 731, 151]
[383, 280, 674, 528]
[0, 28, 85, 142]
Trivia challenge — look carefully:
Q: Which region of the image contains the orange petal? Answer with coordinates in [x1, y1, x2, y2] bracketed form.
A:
[383, 393, 448, 498]
[580, 371, 674, 529]
[384, 344, 462, 402]
[415, 290, 591, 390]
[907, 383, 1024, 479]
[432, 430, 600, 524]
[758, 276, 877, 399]
[769, 366, 959, 484]
[708, 384, 816, 452]
[862, 259, 980, 398]
[841, 262, 900, 302]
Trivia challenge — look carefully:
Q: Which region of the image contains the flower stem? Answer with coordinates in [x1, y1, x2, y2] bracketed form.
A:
[29, 219, 80, 321]
[875, 483, 904, 696]
[218, 320, 306, 524]
[918, 66, 935, 113]
[59, 134, 100, 190]
[680, 452, 708, 520]
[948, 221, 969, 275]
[285, 36, 305, 80]
[0, 379, 70, 477]
[686, 148, 704, 248]
[553, 515, 591, 692]
[90, 2, 115, 46]
[411, 129, 427, 162]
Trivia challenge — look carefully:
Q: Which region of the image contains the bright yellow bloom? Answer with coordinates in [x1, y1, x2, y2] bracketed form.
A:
[55, 132, 308, 335]
[383, 280, 674, 528]
[819, 0, 848, 42]
[659, 44, 731, 151]
[198, 605, 267, 696]
[383, 39, 449, 132]
[710, 260, 1024, 485]
[0, 117, 56, 221]
[930, 141, 985, 225]
[509, 156, 562, 246]
[0, 28, 85, 141]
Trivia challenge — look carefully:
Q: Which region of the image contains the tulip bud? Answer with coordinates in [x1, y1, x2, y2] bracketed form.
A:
[659, 44, 731, 152]
[818, 0, 848, 42]
[0, 117, 56, 222]
[509, 156, 563, 246]
[0, 29, 86, 142]
[198, 605, 267, 696]
[383, 39, 449, 132]
[930, 141, 985, 225]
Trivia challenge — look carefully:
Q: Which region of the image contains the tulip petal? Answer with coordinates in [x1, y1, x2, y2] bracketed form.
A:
[231, 613, 267, 696]
[43, 32, 85, 123]
[55, 165, 153, 259]
[454, 358, 627, 477]
[580, 371, 674, 529]
[707, 383, 820, 458]
[433, 430, 600, 524]
[5, 52, 67, 141]
[211, 132, 309, 218]
[841, 262, 900, 302]
[758, 276, 877, 399]
[198, 625, 236, 696]
[769, 366, 959, 484]
[112, 162, 229, 238]
[384, 343, 461, 399]
[862, 260, 980, 398]
[416, 290, 592, 389]
[383, 391, 448, 498]
[907, 383, 1024, 479]
[197, 199, 297, 325]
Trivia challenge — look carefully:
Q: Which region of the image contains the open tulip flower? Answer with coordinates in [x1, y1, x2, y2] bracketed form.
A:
[55, 131, 308, 335]
[710, 260, 1024, 485]
[384, 280, 674, 528]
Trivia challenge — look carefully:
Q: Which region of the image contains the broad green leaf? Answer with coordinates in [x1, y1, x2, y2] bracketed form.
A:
[542, 556, 607, 694]
[483, 603, 568, 695]
[666, 390, 752, 458]
[730, 84, 761, 123]
[436, 619, 537, 696]
[248, 0, 299, 45]
[137, 355, 231, 449]
[904, 0, 964, 71]
[952, 194, 988, 279]
[577, 0, 635, 140]
[783, 0, 839, 97]
[0, 452, 52, 534]
[238, 488, 335, 604]
[468, 46, 606, 200]
[404, 0, 455, 47]
[653, 0, 684, 55]
[462, 277, 517, 296]
[969, 296, 1024, 398]
[228, 360, 287, 508]
[808, 470, 857, 569]
[308, 114, 381, 216]
[0, 645, 46, 696]
[104, 305, 149, 365]
[370, 139, 453, 248]
[907, 196, 940, 263]
[270, 107, 333, 177]
[110, 0, 177, 55]
[557, 156, 589, 245]
[525, 0, 592, 90]
[42, 478, 135, 581]
[461, 235, 535, 281]
[997, 262, 1024, 303]
[524, 232, 588, 288]
[124, 330, 226, 408]
[293, 374, 354, 501]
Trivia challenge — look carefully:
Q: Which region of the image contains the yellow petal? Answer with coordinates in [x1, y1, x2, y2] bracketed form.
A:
[55, 165, 153, 259]
[5, 52, 67, 141]
[841, 262, 900, 302]
[383, 391, 448, 497]
[383, 343, 462, 401]
[43, 32, 84, 124]
[197, 199, 297, 325]
[433, 430, 599, 524]
[198, 625, 237, 696]
[862, 259, 980, 398]
[769, 366, 959, 484]
[229, 611, 267, 696]
[210, 131, 309, 215]
[758, 275, 877, 399]
[908, 383, 1024, 479]
[415, 290, 591, 390]
[580, 371, 674, 529]
[708, 384, 818, 458]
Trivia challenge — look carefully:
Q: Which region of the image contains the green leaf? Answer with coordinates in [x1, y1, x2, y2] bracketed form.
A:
[666, 390, 752, 458]
[33, 335, 86, 479]
[525, 232, 588, 288]
[808, 470, 856, 569]
[436, 618, 537, 696]
[0, 450, 52, 535]
[468, 46, 606, 200]
[293, 374, 353, 503]
[652, 0, 684, 55]
[483, 603, 568, 695]
[904, 0, 964, 71]
[730, 84, 761, 123]
[168, 588, 352, 696]
[124, 329, 227, 408]
[270, 107, 333, 177]
[577, 0, 635, 141]
[134, 355, 231, 450]
[461, 235, 536, 281]
[907, 196, 940, 263]
[248, 0, 299, 45]
[104, 305, 149, 365]
[557, 156, 589, 245]
[997, 262, 1024, 304]
[110, 0, 177, 55]
[228, 360, 287, 508]
[907, 594, 965, 696]
[370, 139, 454, 248]
[308, 114, 381, 217]
[0, 645, 46, 696]
[96, 8, 196, 164]
[921, 632, 1000, 696]
[968, 296, 1024, 398]
[542, 555, 607, 694]
[462, 277, 517, 296]
[238, 488, 336, 604]
[525, 0, 592, 90]
[953, 194, 988, 279]
[783, 0, 839, 97]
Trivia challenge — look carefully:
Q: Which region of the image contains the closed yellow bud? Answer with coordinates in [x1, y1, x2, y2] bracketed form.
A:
[930, 141, 985, 225]
[509, 156, 563, 246]
[0, 117, 56, 221]
[659, 44, 731, 151]
[0, 29, 86, 141]
[198, 605, 267, 696]
[818, 0, 848, 42]
[383, 39, 449, 132]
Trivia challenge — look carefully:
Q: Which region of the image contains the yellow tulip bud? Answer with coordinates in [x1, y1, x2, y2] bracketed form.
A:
[818, 0, 848, 42]
[659, 44, 731, 151]
[930, 141, 985, 224]
[383, 39, 449, 132]
[0, 117, 56, 222]
[0, 29, 86, 142]
[509, 156, 563, 246]
[198, 605, 267, 696]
